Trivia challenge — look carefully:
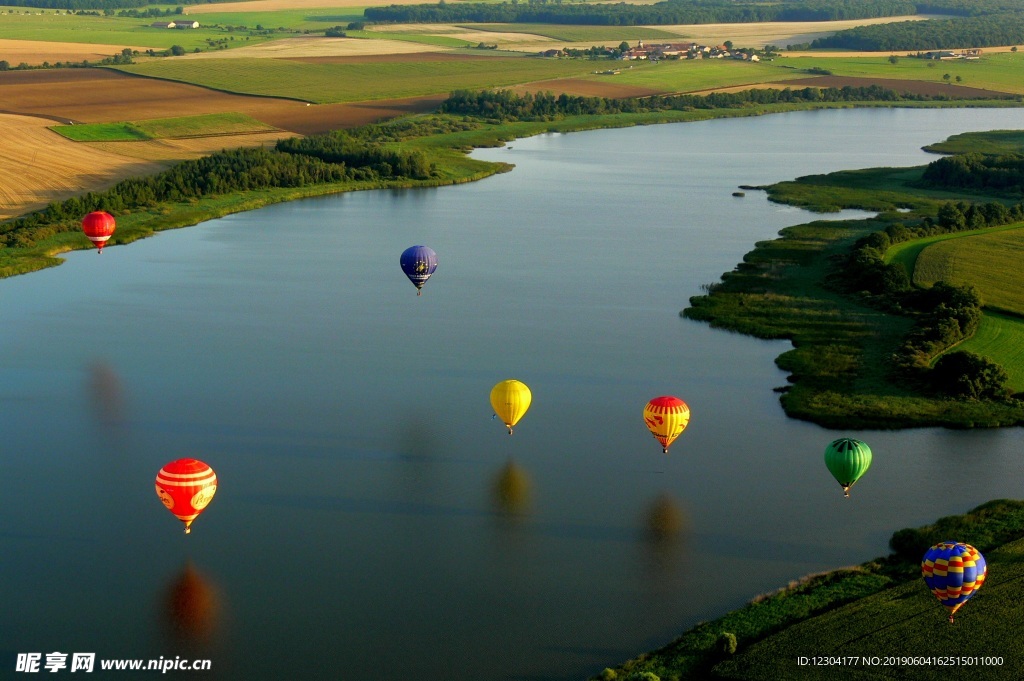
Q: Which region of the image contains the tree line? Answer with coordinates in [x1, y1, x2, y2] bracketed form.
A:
[437, 84, 1015, 122]
[920, 152, 1024, 195]
[0, 131, 439, 251]
[811, 14, 1024, 50]
[365, 0, 923, 27]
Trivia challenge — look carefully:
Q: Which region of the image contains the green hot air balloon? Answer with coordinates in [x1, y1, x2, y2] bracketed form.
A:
[823, 438, 872, 498]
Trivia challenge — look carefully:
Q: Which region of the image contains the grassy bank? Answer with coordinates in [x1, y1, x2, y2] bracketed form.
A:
[596, 499, 1024, 681]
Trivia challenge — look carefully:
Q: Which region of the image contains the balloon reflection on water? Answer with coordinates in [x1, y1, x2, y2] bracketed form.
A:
[161, 561, 221, 645]
[491, 459, 532, 516]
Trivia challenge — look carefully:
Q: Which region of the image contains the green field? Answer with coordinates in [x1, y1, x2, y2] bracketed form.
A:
[715, 536, 1024, 680]
[884, 222, 1024, 277]
[956, 312, 1024, 392]
[781, 52, 1024, 94]
[465, 23, 683, 42]
[0, 8, 277, 51]
[112, 55, 609, 103]
[912, 223, 1024, 315]
[51, 112, 278, 141]
[580, 58, 806, 92]
[924, 129, 1024, 155]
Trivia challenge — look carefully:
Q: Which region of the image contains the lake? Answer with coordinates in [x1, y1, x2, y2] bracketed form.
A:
[3, 107, 1024, 680]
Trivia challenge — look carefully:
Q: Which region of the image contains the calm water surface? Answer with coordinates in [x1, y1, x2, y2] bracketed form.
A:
[3, 108, 1024, 680]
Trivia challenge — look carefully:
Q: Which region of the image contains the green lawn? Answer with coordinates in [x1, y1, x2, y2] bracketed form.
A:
[912, 223, 1024, 315]
[111, 55, 608, 103]
[884, 222, 1024, 277]
[580, 58, 806, 93]
[956, 312, 1024, 392]
[50, 112, 278, 141]
[780, 52, 1024, 94]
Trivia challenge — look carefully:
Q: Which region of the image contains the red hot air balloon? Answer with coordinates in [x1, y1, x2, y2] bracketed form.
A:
[155, 459, 218, 534]
[82, 211, 116, 253]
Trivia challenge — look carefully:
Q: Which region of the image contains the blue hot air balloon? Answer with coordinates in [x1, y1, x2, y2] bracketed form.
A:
[921, 541, 987, 623]
[400, 246, 438, 296]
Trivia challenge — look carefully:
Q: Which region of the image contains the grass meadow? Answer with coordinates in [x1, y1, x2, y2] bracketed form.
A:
[113, 55, 607, 102]
[714, 536, 1024, 680]
[956, 312, 1024, 392]
[51, 113, 278, 141]
[779, 52, 1024, 94]
[911, 223, 1024, 315]
[582, 57, 805, 92]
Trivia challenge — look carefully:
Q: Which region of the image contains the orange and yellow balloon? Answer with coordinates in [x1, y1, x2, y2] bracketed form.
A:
[643, 396, 690, 453]
[491, 379, 532, 435]
[155, 458, 218, 534]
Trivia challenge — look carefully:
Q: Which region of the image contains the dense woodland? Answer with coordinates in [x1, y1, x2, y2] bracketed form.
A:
[811, 14, 1024, 49]
[438, 85, 1016, 121]
[920, 152, 1024, 194]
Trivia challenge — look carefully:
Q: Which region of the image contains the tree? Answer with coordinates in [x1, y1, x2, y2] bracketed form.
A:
[724, 40, 733, 50]
[888, 55, 898, 64]
[618, 41, 630, 52]
[0, 60, 9, 71]
[170, 45, 185, 56]
[932, 351, 1009, 400]
[943, 73, 951, 81]
[955, 75, 962, 82]
[1012, 46, 1018, 52]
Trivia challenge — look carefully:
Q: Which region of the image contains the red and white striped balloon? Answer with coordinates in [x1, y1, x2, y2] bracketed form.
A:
[155, 459, 218, 534]
[82, 211, 116, 253]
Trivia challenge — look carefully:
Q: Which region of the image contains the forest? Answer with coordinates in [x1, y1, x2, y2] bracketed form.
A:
[364, 0, 1009, 27]
[920, 152, 1024, 193]
[811, 14, 1024, 49]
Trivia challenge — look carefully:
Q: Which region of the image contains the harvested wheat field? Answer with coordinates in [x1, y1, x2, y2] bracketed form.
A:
[650, 15, 930, 49]
[367, 23, 559, 51]
[0, 39, 154, 67]
[0, 68, 441, 136]
[177, 36, 445, 59]
[0, 114, 164, 221]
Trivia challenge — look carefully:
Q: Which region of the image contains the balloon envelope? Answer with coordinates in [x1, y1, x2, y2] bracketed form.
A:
[155, 458, 218, 534]
[490, 380, 531, 435]
[82, 211, 116, 252]
[823, 438, 872, 497]
[400, 245, 438, 295]
[643, 396, 690, 453]
[922, 541, 986, 622]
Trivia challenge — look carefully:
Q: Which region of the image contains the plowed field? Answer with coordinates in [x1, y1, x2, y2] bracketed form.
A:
[0, 68, 441, 135]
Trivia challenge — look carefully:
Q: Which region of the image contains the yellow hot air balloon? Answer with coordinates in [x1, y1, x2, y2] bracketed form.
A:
[490, 379, 532, 435]
[643, 395, 690, 454]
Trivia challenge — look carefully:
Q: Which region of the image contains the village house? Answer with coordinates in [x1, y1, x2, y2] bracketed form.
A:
[150, 20, 200, 29]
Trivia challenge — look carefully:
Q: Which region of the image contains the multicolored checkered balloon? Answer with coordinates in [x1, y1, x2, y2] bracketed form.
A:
[921, 541, 986, 623]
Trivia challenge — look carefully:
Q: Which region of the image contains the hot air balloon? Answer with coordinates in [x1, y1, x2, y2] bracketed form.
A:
[823, 438, 872, 498]
[400, 245, 438, 296]
[922, 541, 986, 623]
[82, 211, 116, 253]
[643, 396, 690, 454]
[491, 379, 531, 435]
[155, 459, 218, 534]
